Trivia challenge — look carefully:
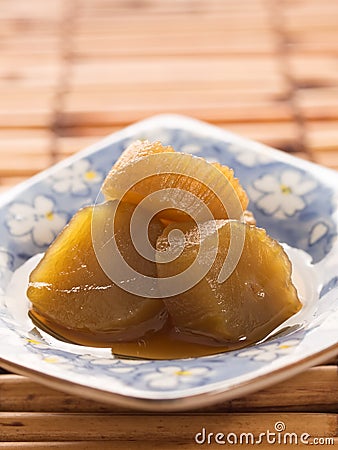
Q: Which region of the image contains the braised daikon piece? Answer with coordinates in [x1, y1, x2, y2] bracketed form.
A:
[156, 220, 301, 345]
[27, 200, 166, 345]
[102, 140, 248, 222]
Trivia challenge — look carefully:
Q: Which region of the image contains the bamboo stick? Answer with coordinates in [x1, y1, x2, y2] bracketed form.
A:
[313, 151, 338, 170]
[0, 412, 336, 441]
[1, 367, 337, 414]
[76, 0, 267, 18]
[0, 88, 55, 128]
[289, 55, 338, 87]
[75, 15, 272, 35]
[55, 136, 106, 159]
[0, 0, 63, 21]
[305, 121, 338, 152]
[54, 121, 300, 159]
[0, 176, 29, 189]
[220, 121, 299, 149]
[0, 37, 61, 54]
[0, 67, 62, 89]
[60, 102, 292, 127]
[296, 88, 338, 120]
[1, 440, 336, 450]
[0, 154, 52, 176]
[72, 32, 276, 56]
[69, 57, 284, 87]
[0, 137, 52, 155]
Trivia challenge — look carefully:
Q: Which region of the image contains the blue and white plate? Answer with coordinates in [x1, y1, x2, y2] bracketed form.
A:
[0, 115, 337, 410]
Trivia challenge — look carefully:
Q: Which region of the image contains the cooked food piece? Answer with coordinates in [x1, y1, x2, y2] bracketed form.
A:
[26, 138, 302, 357]
[102, 140, 248, 222]
[156, 220, 301, 345]
[27, 200, 166, 345]
[241, 210, 256, 226]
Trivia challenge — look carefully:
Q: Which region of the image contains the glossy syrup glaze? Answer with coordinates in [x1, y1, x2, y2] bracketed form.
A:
[29, 308, 253, 359]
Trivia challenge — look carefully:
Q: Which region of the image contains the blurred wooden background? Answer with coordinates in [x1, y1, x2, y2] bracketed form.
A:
[1, 0, 338, 195]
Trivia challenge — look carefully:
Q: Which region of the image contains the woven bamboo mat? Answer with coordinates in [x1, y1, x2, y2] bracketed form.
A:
[1, 0, 338, 192]
[0, 0, 337, 447]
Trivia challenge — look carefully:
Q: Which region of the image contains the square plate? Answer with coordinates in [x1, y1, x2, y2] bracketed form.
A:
[0, 115, 337, 411]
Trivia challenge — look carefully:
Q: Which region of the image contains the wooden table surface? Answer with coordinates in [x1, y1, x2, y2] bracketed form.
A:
[0, 0, 337, 447]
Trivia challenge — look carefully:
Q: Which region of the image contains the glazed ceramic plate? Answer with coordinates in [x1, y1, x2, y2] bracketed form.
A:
[0, 115, 337, 411]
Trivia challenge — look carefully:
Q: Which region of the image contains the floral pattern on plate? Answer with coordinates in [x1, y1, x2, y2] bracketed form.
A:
[2, 326, 307, 393]
[236, 339, 300, 362]
[50, 159, 104, 197]
[142, 366, 211, 390]
[6, 195, 68, 248]
[250, 170, 317, 219]
[0, 115, 337, 407]
[0, 248, 14, 293]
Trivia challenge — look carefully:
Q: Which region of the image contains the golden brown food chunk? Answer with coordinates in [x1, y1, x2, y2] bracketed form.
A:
[26, 139, 302, 356]
[241, 210, 256, 226]
[156, 220, 301, 345]
[102, 140, 248, 222]
[27, 201, 166, 345]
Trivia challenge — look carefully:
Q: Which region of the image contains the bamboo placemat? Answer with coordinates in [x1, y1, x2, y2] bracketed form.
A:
[0, 0, 337, 447]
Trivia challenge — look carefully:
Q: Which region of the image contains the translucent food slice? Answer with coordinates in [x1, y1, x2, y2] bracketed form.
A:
[156, 220, 302, 345]
[27, 201, 166, 345]
[102, 140, 248, 222]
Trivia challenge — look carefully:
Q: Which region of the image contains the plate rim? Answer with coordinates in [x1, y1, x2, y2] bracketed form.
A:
[1, 343, 337, 411]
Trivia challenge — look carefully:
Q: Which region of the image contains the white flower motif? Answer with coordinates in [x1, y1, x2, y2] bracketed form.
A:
[6, 195, 67, 247]
[132, 129, 171, 145]
[228, 142, 272, 168]
[52, 159, 103, 196]
[88, 358, 118, 366]
[0, 249, 14, 271]
[252, 170, 317, 218]
[309, 222, 329, 246]
[0, 248, 14, 292]
[42, 355, 74, 370]
[107, 359, 149, 373]
[205, 156, 220, 163]
[237, 339, 300, 362]
[180, 143, 202, 155]
[25, 338, 50, 350]
[108, 366, 135, 374]
[114, 359, 149, 365]
[144, 365, 210, 390]
[78, 355, 149, 373]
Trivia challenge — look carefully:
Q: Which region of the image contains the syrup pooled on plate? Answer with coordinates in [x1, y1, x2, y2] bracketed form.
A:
[29, 309, 251, 359]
